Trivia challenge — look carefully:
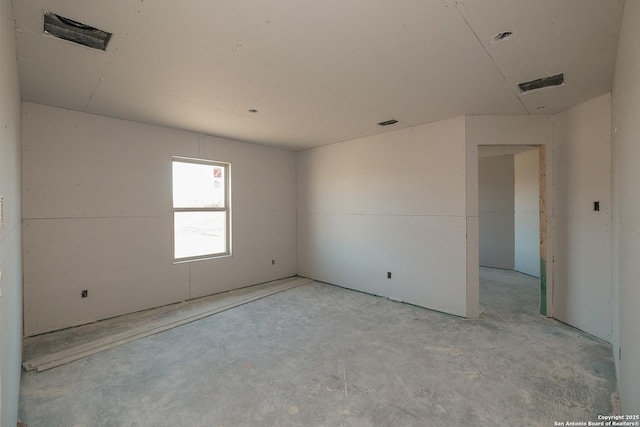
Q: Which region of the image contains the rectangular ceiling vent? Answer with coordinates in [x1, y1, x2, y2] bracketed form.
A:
[43, 11, 112, 51]
[378, 119, 398, 126]
[518, 73, 564, 93]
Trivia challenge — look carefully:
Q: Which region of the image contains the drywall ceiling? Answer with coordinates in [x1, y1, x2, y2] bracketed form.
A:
[12, 0, 624, 151]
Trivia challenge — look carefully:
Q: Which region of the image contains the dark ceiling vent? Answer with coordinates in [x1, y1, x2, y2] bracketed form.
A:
[378, 119, 398, 126]
[43, 11, 112, 51]
[493, 31, 513, 42]
[518, 73, 564, 93]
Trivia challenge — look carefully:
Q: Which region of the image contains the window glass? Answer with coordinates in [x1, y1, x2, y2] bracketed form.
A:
[172, 161, 226, 208]
[174, 211, 227, 259]
[172, 157, 230, 261]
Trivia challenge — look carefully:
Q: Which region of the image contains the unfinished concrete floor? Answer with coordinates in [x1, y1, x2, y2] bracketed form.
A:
[19, 268, 618, 426]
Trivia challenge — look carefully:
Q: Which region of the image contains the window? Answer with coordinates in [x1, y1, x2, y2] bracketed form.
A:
[172, 157, 230, 261]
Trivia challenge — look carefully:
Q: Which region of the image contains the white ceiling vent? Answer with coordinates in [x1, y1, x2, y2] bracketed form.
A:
[43, 11, 112, 51]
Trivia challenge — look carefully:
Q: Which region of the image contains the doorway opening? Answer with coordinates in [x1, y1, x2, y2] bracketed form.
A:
[477, 145, 546, 316]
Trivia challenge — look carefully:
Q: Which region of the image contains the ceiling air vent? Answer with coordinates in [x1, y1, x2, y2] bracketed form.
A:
[492, 31, 513, 42]
[43, 11, 112, 51]
[518, 73, 564, 93]
[378, 119, 398, 126]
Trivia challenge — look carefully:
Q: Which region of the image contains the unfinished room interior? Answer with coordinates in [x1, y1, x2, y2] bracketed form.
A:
[1, 0, 639, 425]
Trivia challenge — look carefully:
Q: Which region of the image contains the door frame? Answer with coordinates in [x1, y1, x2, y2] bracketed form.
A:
[465, 115, 554, 319]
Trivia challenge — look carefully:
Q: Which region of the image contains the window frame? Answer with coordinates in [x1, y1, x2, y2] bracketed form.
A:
[172, 156, 231, 263]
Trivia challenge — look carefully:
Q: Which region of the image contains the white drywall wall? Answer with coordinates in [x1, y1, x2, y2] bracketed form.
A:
[612, 0, 640, 413]
[552, 93, 612, 342]
[466, 116, 553, 317]
[21, 103, 296, 336]
[297, 117, 468, 317]
[0, 0, 23, 425]
[478, 154, 514, 270]
[514, 149, 540, 277]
